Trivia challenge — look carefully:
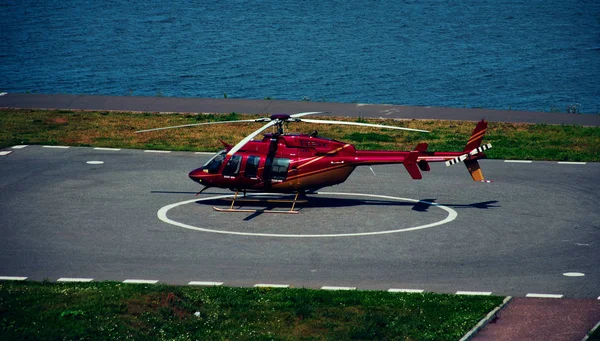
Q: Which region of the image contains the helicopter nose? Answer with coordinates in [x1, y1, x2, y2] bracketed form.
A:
[188, 168, 207, 184]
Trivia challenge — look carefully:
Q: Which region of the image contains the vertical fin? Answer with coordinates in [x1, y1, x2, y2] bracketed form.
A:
[464, 119, 488, 152]
[403, 151, 422, 179]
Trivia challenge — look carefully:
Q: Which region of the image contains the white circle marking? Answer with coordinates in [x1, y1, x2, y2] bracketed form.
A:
[157, 192, 457, 238]
[87, 161, 104, 165]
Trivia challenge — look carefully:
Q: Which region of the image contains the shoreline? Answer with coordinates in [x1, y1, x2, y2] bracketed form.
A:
[1, 93, 599, 126]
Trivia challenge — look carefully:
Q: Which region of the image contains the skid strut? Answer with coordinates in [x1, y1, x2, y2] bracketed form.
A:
[213, 191, 303, 214]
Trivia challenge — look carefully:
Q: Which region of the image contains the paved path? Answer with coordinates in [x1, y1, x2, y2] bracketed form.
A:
[2, 93, 600, 126]
[473, 298, 600, 341]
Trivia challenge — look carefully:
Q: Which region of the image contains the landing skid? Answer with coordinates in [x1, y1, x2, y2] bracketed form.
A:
[212, 191, 304, 214]
[212, 207, 300, 214]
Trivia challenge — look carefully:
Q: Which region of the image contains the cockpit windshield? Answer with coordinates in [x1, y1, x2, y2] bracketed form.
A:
[202, 149, 227, 174]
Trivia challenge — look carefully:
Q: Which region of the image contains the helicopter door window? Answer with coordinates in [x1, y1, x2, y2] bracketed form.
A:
[270, 158, 290, 181]
[222, 154, 242, 177]
[244, 155, 260, 179]
[201, 150, 227, 174]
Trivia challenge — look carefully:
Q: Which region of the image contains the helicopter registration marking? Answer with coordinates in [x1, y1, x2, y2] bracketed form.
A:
[157, 192, 457, 238]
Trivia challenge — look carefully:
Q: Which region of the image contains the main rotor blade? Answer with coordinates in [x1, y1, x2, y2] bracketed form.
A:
[290, 111, 328, 118]
[227, 120, 278, 156]
[135, 119, 260, 133]
[299, 119, 429, 133]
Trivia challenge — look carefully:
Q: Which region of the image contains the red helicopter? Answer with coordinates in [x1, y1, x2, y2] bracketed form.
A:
[137, 112, 491, 213]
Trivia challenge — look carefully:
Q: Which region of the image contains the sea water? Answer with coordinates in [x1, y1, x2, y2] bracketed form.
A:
[1, 0, 599, 113]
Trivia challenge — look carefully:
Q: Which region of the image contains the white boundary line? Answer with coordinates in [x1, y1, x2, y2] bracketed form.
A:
[188, 281, 223, 286]
[94, 147, 121, 151]
[254, 284, 290, 288]
[504, 160, 532, 163]
[0, 276, 27, 281]
[526, 293, 563, 298]
[123, 279, 159, 284]
[11, 145, 28, 149]
[144, 150, 171, 153]
[57, 278, 94, 282]
[456, 291, 492, 296]
[157, 192, 458, 238]
[557, 161, 586, 165]
[0, 151, 12, 156]
[388, 289, 424, 293]
[43, 145, 70, 149]
[321, 286, 356, 291]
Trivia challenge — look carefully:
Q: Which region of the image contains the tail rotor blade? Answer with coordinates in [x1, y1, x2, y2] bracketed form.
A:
[299, 119, 429, 133]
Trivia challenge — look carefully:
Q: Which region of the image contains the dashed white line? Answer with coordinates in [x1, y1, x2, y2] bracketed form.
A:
[144, 150, 171, 153]
[94, 147, 121, 151]
[557, 161, 586, 165]
[526, 293, 563, 298]
[11, 145, 28, 149]
[57, 278, 94, 282]
[0, 92, 7, 96]
[123, 279, 159, 284]
[0, 276, 27, 281]
[188, 281, 224, 286]
[456, 291, 493, 296]
[0, 151, 12, 156]
[388, 289, 424, 293]
[43, 145, 70, 149]
[254, 284, 290, 288]
[321, 286, 357, 291]
[86, 161, 104, 165]
[195, 152, 215, 155]
[504, 160, 532, 163]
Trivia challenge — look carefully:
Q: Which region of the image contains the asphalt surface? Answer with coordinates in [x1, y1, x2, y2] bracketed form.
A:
[2, 93, 600, 126]
[1, 145, 598, 299]
[1, 94, 599, 338]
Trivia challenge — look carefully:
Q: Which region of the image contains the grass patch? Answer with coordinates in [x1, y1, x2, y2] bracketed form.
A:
[0, 281, 504, 341]
[1, 109, 598, 161]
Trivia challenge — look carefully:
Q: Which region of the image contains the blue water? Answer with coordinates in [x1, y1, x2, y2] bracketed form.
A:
[1, 0, 599, 113]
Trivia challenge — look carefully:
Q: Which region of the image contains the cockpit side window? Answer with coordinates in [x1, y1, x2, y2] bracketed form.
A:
[222, 154, 242, 176]
[201, 150, 227, 174]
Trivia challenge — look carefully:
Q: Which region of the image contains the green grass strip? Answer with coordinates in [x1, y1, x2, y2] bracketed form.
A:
[0, 281, 504, 341]
[1, 109, 598, 161]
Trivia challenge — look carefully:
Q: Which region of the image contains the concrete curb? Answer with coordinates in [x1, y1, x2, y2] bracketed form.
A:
[459, 296, 513, 341]
[582, 321, 600, 341]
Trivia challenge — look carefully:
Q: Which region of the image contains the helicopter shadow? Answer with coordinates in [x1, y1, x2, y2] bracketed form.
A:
[412, 199, 500, 212]
[194, 196, 500, 221]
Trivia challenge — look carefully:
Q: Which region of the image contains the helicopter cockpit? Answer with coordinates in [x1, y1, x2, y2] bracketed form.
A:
[201, 149, 227, 174]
